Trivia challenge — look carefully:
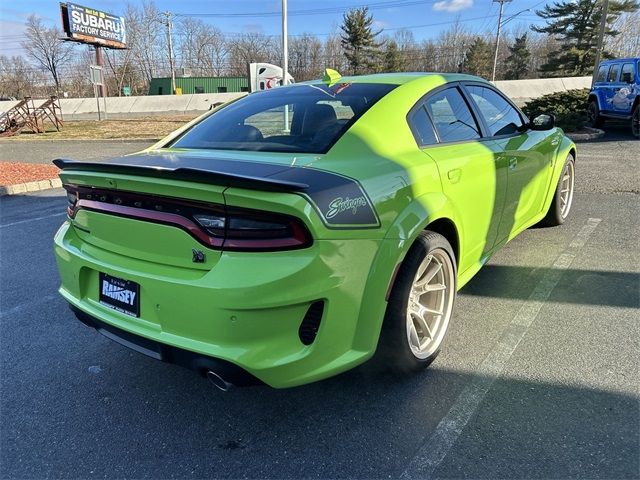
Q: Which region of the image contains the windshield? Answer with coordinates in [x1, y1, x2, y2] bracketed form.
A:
[170, 82, 397, 154]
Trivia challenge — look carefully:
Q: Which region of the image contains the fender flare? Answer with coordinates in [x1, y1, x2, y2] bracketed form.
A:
[588, 91, 604, 111]
[351, 192, 462, 353]
[541, 135, 576, 214]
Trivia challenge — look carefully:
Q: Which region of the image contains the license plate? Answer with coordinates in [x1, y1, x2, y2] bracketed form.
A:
[99, 272, 140, 317]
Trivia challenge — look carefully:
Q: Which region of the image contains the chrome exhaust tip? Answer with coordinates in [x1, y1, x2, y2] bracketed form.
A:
[207, 370, 233, 391]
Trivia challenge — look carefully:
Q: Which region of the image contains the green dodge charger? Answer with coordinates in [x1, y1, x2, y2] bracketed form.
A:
[53, 72, 576, 389]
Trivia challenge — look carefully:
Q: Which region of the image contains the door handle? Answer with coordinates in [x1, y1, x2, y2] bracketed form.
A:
[508, 157, 517, 170]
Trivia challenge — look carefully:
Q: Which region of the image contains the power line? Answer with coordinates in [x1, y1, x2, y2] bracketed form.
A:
[175, 0, 440, 18]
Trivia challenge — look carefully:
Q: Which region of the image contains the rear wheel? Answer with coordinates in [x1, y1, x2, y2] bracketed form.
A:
[378, 231, 456, 372]
[587, 100, 605, 128]
[538, 154, 575, 227]
[632, 104, 639, 139]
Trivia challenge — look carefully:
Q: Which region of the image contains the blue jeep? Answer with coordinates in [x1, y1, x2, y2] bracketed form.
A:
[588, 58, 640, 138]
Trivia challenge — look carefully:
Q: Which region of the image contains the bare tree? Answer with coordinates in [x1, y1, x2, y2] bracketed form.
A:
[606, 11, 640, 57]
[323, 33, 347, 73]
[289, 33, 323, 80]
[125, 2, 165, 90]
[227, 33, 276, 76]
[21, 15, 75, 95]
[178, 17, 228, 76]
[0, 55, 41, 98]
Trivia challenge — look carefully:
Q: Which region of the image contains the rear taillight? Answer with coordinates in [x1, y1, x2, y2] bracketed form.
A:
[64, 184, 312, 251]
[220, 208, 311, 251]
[65, 188, 78, 215]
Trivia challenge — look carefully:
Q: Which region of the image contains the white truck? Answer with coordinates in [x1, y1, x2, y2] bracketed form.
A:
[248, 63, 295, 92]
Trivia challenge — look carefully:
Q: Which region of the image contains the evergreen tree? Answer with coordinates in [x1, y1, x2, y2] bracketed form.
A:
[340, 7, 382, 74]
[382, 40, 404, 72]
[504, 33, 531, 80]
[464, 37, 493, 79]
[532, 0, 639, 77]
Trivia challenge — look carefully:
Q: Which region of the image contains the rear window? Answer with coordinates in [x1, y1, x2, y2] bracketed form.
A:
[171, 83, 396, 153]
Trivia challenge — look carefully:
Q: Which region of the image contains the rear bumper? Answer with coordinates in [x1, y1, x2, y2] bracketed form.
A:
[54, 221, 390, 388]
[70, 304, 262, 386]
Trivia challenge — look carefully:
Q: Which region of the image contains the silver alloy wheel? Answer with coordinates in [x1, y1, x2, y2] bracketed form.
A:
[406, 248, 455, 359]
[559, 159, 575, 219]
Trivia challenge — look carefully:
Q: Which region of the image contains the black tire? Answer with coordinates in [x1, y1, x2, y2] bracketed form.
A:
[377, 231, 457, 373]
[538, 154, 575, 227]
[587, 99, 605, 128]
[632, 104, 639, 139]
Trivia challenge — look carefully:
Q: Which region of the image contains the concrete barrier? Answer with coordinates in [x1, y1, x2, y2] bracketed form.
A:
[0, 77, 592, 119]
[493, 76, 591, 105]
[0, 92, 245, 120]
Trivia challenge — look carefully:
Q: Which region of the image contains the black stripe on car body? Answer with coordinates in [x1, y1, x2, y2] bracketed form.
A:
[54, 154, 380, 229]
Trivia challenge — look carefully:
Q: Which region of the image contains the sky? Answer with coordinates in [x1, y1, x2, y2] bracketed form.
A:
[0, 0, 554, 57]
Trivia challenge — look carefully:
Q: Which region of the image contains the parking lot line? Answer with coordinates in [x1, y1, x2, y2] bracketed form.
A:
[0, 212, 65, 228]
[400, 218, 602, 479]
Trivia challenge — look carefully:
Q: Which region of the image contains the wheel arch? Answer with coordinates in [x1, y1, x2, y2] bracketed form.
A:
[588, 92, 603, 110]
[351, 195, 463, 354]
[422, 217, 459, 266]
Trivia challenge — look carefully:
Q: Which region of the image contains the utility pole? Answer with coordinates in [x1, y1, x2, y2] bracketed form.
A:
[282, 0, 289, 131]
[164, 11, 177, 95]
[592, 0, 610, 86]
[491, 0, 512, 82]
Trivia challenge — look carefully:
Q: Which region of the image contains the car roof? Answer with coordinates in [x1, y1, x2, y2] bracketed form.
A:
[299, 72, 490, 86]
[600, 58, 639, 64]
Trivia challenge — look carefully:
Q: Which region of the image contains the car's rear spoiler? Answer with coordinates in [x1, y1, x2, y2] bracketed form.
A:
[53, 158, 309, 192]
[53, 153, 380, 229]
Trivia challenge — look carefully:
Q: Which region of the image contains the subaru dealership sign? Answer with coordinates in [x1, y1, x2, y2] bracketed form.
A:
[61, 3, 126, 49]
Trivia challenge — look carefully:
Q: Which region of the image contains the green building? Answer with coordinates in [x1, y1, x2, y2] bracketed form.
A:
[149, 76, 249, 95]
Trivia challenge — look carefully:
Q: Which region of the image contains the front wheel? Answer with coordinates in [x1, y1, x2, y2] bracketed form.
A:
[378, 231, 457, 373]
[632, 104, 639, 139]
[538, 154, 575, 227]
[587, 100, 605, 128]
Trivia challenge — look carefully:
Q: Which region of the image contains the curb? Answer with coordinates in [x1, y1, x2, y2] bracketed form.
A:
[567, 127, 605, 141]
[0, 178, 62, 196]
[0, 137, 160, 144]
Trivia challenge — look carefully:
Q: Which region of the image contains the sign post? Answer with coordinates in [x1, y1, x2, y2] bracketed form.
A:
[89, 65, 106, 120]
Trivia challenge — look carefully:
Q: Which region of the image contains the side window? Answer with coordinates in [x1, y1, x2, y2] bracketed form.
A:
[596, 65, 609, 83]
[607, 64, 620, 82]
[466, 85, 525, 137]
[621, 63, 634, 83]
[424, 87, 481, 142]
[409, 106, 438, 146]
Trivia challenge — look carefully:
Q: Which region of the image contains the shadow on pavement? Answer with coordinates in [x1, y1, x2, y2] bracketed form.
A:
[2, 344, 637, 479]
[461, 264, 640, 308]
[582, 121, 637, 143]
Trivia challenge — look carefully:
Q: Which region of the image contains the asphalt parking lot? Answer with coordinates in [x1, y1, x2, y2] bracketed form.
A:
[0, 125, 638, 478]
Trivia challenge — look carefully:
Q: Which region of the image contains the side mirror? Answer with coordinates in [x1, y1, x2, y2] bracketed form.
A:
[531, 114, 555, 131]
